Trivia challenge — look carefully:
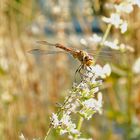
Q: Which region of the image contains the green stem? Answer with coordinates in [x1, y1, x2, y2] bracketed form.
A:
[95, 24, 112, 62]
[74, 116, 84, 139]
[101, 24, 112, 45]
[44, 126, 52, 140]
[125, 71, 133, 139]
[77, 116, 84, 131]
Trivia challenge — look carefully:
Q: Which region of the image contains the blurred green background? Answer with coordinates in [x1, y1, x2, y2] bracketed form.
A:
[0, 0, 140, 140]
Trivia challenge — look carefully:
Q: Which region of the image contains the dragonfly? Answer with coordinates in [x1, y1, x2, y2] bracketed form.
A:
[29, 41, 97, 70]
[28, 40, 122, 74]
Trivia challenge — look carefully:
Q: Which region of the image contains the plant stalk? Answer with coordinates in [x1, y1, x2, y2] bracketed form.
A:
[74, 116, 84, 139]
[95, 24, 112, 62]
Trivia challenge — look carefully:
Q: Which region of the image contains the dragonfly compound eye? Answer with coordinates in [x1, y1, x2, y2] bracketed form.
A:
[84, 56, 89, 60]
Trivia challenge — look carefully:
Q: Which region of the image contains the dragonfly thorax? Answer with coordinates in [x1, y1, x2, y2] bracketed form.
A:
[76, 50, 94, 67]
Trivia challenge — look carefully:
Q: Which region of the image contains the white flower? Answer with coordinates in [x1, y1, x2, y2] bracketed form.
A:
[60, 114, 71, 126]
[132, 0, 140, 7]
[115, 3, 134, 13]
[91, 77, 103, 85]
[51, 113, 60, 128]
[104, 39, 119, 50]
[90, 65, 103, 78]
[105, 41, 119, 49]
[80, 38, 87, 46]
[51, 113, 80, 136]
[133, 57, 140, 74]
[60, 114, 80, 135]
[68, 102, 79, 113]
[19, 133, 26, 140]
[60, 129, 68, 135]
[83, 98, 97, 108]
[120, 21, 128, 33]
[102, 13, 122, 28]
[126, 45, 135, 52]
[93, 87, 99, 93]
[104, 40, 134, 52]
[1, 92, 13, 103]
[83, 92, 103, 114]
[68, 123, 80, 135]
[114, 0, 140, 13]
[102, 13, 128, 33]
[77, 82, 90, 94]
[119, 43, 134, 52]
[78, 82, 88, 90]
[89, 34, 102, 43]
[103, 64, 112, 77]
[90, 64, 111, 79]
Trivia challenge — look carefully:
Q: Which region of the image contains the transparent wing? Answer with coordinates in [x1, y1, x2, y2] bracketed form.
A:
[88, 53, 112, 58]
[86, 48, 132, 61]
[86, 48, 130, 54]
[88, 49, 133, 64]
[28, 49, 67, 55]
[36, 40, 57, 46]
[36, 40, 78, 51]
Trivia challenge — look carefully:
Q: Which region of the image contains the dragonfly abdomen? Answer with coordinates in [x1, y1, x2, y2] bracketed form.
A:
[55, 43, 72, 52]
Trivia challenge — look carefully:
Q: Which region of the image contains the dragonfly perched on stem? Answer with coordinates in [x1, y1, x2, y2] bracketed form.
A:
[29, 40, 126, 78]
[29, 41, 97, 73]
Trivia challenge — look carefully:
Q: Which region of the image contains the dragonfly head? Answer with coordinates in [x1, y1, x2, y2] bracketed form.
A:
[74, 50, 94, 66]
[84, 55, 94, 66]
[78, 51, 94, 66]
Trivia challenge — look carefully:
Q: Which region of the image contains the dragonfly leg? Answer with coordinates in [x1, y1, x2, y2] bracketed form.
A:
[79, 65, 88, 82]
[79, 66, 95, 82]
[74, 64, 82, 83]
[85, 66, 95, 76]
[74, 65, 94, 82]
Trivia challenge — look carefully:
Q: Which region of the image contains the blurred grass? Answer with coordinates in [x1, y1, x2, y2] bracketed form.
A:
[0, 0, 140, 140]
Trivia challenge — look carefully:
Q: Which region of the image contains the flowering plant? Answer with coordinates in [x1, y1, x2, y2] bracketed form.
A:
[42, 1, 140, 139]
[44, 63, 111, 140]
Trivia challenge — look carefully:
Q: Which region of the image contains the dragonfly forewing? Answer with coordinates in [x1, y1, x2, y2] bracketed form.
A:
[36, 41, 56, 46]
[28, 49, 67, 55]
